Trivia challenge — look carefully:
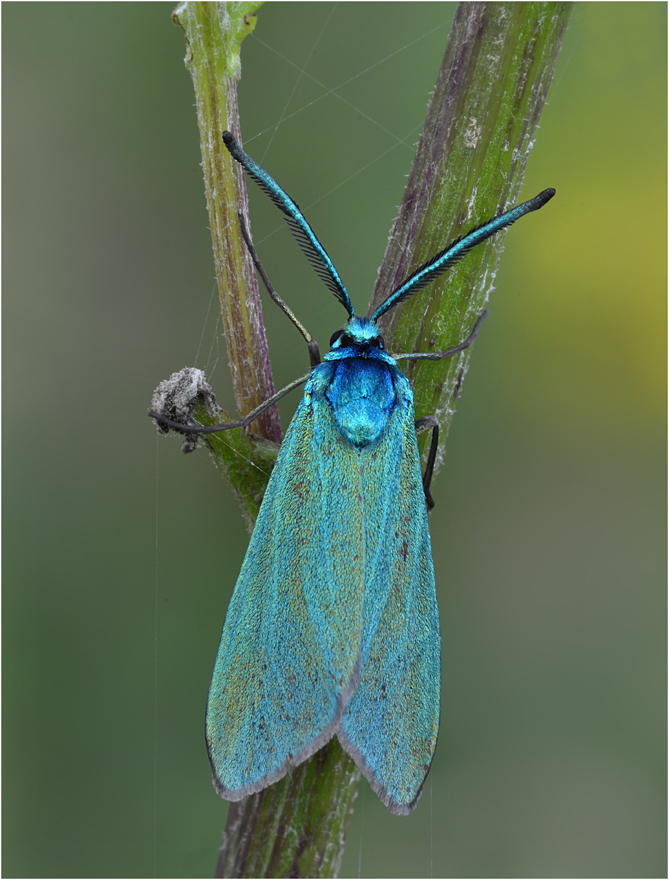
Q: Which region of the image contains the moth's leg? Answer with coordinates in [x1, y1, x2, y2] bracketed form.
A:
[402, 310, 488, 507]
[414, 416, 439, 510]
[394, 309, 489, 362]
[149, 371, 310, 436]
[238, 213, 321, 368]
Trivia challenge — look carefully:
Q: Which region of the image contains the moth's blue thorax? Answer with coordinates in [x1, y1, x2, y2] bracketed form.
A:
[324, 315, 396, 367]
[316, 315, 405, 448]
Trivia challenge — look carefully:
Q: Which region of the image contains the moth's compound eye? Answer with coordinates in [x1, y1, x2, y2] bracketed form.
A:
[330, 330, 354, 348]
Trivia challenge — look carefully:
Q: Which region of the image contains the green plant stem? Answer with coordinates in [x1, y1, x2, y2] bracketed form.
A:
[215, 739, 360, 878]
[370, 2, 572, 466]
[173, 1, 280, 446]
[162, 2, 571, 877]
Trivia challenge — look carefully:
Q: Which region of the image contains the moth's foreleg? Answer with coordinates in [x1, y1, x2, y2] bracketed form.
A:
[394, 309, 489, 362]
[149, 372, 310, 436]
[237, 213, 321, 368]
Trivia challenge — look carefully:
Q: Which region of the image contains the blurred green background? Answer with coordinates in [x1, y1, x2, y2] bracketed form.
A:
[3, 2, 666, 877]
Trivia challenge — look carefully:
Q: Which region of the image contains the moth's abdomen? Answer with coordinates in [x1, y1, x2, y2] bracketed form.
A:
[325, 358, 396, 448]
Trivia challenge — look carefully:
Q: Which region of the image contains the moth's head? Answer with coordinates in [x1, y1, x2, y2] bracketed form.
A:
[329, 315, 385, 354]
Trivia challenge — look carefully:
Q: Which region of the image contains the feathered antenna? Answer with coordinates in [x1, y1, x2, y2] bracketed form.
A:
[371, 189, 555, 320]
[223, 132, 355, 317]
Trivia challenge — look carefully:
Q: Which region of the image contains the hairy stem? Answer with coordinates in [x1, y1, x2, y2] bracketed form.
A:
[173, 1, 280, 444]
[370, 1, 572, 468]
[215, 739, 360, 879]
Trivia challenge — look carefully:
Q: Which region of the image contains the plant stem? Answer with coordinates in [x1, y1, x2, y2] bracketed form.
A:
[173, 1, 280, 445]
[215, 738, 360, 878]
[369, 2, 572, 467]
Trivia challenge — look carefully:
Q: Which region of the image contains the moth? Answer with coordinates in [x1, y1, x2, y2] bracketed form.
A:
[151, 131, 554, 814]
